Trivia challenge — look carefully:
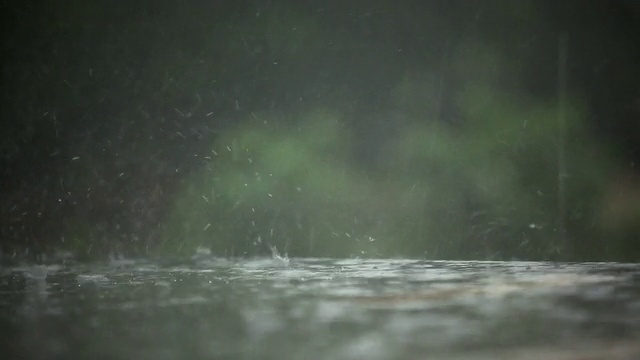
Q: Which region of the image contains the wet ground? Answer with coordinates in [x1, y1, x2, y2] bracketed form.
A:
[1, 257, 639, 359]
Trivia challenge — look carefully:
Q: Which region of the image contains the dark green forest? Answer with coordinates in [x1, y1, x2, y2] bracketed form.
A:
[1, 0, 639, 262]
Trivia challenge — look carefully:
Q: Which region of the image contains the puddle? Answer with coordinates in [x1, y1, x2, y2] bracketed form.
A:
[1, 259, 639, 359]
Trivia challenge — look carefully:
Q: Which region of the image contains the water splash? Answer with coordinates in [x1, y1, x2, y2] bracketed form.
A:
[269, 245, 289, 267]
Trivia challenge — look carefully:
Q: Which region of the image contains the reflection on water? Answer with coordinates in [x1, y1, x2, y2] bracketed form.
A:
[1, 258, 639, 359]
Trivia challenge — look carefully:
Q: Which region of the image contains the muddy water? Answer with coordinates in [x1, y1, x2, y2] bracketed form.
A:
[1, 258, 639, 359]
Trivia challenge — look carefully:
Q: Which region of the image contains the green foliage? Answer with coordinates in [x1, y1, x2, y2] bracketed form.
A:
[15, 1, 633, 261]
[157, 81, 618, 260]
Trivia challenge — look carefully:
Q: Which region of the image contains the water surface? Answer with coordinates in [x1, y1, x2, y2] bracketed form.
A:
[1, 258, 639, 359]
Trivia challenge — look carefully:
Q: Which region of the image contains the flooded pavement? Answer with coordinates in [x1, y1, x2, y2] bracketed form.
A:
[1, 258, 639, 360]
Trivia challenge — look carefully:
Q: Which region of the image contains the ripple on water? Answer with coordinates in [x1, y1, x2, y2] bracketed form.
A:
[1, 259, 639, 360]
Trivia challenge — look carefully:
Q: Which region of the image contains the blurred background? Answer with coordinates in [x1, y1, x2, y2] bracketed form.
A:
[1, 0, 638, 261]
